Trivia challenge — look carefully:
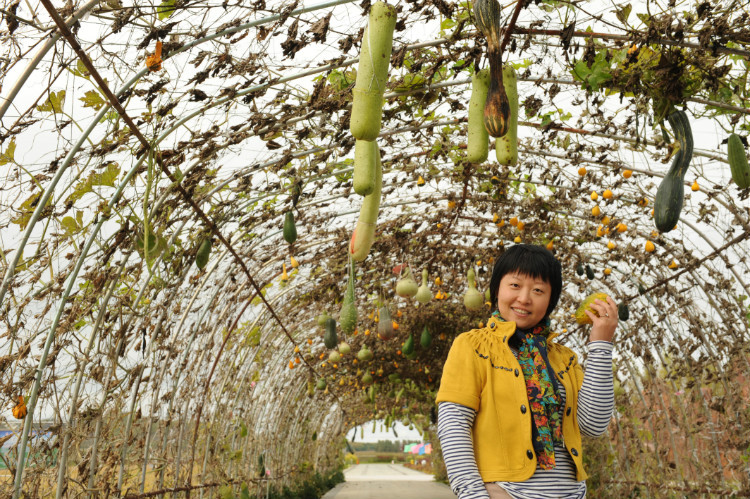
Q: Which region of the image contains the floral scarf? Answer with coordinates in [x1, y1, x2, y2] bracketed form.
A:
[492, 311, 563, 469]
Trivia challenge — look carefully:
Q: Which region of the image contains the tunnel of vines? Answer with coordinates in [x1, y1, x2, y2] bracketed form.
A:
[0, 0, 749, 497]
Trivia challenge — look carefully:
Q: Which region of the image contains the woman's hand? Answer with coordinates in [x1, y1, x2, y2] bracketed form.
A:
[585, 296, 618, 342]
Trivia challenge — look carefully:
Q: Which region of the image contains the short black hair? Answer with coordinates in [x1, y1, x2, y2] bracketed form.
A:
[489, 244, 562, 318]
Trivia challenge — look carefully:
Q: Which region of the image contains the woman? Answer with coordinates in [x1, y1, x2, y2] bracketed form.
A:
[436, 244, 616, 499]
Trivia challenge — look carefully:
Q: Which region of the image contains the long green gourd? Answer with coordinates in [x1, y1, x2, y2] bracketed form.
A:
[654, 110, 693, 233]
[495, 65, 518, 166]
[467, 69, 490, 163]
[339, 258, 357, 334]
[350, 141, 382, 261]
[350, 2, 397, 141]
[353, 139, 377, 195]
[728, 133, 750, 189]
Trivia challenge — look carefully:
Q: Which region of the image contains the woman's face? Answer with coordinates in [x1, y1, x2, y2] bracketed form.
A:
[496, 272, 551, 329]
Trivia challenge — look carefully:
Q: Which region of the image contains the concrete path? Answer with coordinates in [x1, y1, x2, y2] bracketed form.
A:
[322, 463, 456, 499]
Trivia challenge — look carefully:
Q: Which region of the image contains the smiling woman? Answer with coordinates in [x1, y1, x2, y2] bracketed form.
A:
[1, 0, 750, 496]
[437, 244, 618, 499]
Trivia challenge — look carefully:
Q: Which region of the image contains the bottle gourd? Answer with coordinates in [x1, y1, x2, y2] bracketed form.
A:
[349, 142, 383, 261]
[654, 110, 693, 233]
[350, 2, 397, 141]
[495, 65, 518, 165]
[473, 0, 511, 138]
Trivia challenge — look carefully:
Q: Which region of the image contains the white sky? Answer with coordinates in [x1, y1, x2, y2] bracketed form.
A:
[347, 419, 425, 443]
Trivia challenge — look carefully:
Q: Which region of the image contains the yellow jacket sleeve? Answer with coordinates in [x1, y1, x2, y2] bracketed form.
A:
[435, 333, 484, 411]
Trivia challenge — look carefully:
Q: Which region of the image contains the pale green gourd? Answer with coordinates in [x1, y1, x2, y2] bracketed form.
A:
[350, 141, 382, 261]
[415, 269, 432, 304]
[396, 267, 418, 297]
[350, 2, 397, 140]
[353, 139, 377, 196]
[463, 267, 484, 311]
[495, 65, 518, 166]
[467, 69, 490, 163]
[339, 259, 358, 334]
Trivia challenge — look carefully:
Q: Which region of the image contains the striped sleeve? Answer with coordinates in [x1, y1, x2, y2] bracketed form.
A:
[437, 402, 490, 499]
[577, 340, 614, 437]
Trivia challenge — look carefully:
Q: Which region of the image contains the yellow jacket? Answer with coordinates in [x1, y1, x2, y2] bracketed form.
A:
[435, 316, 587, 482]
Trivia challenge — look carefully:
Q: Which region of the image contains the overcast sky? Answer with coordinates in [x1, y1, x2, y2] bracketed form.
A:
[347, 419, 425, 443]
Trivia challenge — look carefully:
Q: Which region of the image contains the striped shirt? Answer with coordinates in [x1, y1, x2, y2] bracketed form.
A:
[437, 341, 614, 499]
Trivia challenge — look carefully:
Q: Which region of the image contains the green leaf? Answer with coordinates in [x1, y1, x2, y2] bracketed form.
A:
[100, 110, 120, 123]
[572, 51, 613, 92]
[66, 163, 120, 204]
[36, 90, 66, 114]
[615, 3, 632, 24]
[12, 192, 52, 230]
[0, 138, 16, 166]
[157, 0, 176, 20]
[440, 18, 456, 31]
[69, 59, 91, 78]
[61, 215, 80, 236]
[80, 90, 107, 111]
[636, 13, 650, 24]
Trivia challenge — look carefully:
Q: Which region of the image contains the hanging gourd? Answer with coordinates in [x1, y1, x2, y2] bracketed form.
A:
[576, 262, 584, 276]
[350, 142, 383, 261]
[339, 259, 358, 334]
[420, 326, 432, 348]
[402, 332, 415, 355]
[654, 110, 693, 233]
[354, 139, 378, 196]
[473, 0, 510, 138]
[317, 312, 330, 327]
[12, 395, 27, 419]
[283, 211, 297, 244]
[585, 265, 595, 280]
[195, 238, 211, 270]
[324, 318, 338, 349]
[396, 267, 418, 298]
[415, 269, 432, 304]
[728, 133, 750, 189]
[357, 344, 374, 361]
[339, 341, 351, 355]
[467, 69, 490, 163]
[361, 372, 374, 385]
[463, 267, 484, 311]
[350, 1, 397, 141]
[617, 302, 630, 321]
[377, 306, 395, 340]
[495, 65, 518, 165]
